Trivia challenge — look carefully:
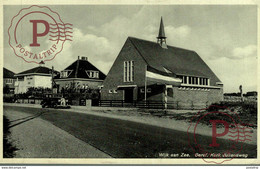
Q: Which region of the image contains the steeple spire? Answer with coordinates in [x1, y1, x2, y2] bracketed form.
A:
[157, 17, 167, 49]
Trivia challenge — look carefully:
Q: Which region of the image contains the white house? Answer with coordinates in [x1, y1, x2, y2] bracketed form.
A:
[14, 66, 58, 94]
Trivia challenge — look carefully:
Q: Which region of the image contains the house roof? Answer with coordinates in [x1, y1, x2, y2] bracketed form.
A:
[4, 68, 15, 78]
[54, 59, 106, 80]
[128, 37, 221, 86]
[15, 66, 58, 76]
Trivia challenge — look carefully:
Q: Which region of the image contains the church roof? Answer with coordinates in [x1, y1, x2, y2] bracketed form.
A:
[127, 37, 221, 86]
[55, 58, 106, 80]
[4, 68, 15, 78]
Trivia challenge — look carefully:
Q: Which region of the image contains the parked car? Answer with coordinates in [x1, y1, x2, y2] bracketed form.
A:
[41, 97, 71, 109]
[3, 95, 16, 103]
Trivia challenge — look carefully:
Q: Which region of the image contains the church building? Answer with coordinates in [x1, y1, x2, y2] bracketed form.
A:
[100, 17, 223, 109]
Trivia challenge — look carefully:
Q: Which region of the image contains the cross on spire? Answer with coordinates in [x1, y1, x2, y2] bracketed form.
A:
[157, 17, 167, 49]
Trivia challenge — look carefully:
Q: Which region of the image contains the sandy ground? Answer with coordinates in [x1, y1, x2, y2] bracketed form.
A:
[5, 103, 257, 145]
[4, 106, 111, 158]
[72, 106, 257, 145]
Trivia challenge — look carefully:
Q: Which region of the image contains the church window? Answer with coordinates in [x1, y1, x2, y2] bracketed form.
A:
[178, 75, 210, 86]
[124, 61, 134, 82]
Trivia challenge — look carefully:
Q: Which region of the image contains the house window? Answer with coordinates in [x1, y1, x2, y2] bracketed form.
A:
[140, 88, 151, 93]
[26, 76, 33, 80]
[60, 71, 68, 78]
[5, 79, 13, 84]
[86, 71, 99, 78]
[124, 61, 134, 82]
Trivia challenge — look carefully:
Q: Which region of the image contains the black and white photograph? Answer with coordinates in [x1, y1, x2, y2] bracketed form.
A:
[2, 3, 258, 165]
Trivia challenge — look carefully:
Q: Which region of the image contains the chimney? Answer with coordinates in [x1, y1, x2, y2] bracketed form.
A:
[78, 56, 80, 60]
[81, 56, 88, 61]
[39, 60, 45, 66]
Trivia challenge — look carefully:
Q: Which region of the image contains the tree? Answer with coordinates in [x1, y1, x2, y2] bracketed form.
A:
[3, 85, 10, 94]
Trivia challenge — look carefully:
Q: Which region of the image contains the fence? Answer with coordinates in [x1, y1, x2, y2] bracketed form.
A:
[224, 95, 257, 102]
[97, 100, 210, 110]
[16, 98, 43, 104]
[14, 98, 90, 106]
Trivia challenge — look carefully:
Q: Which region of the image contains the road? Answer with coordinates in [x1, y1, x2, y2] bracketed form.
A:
[4, 105, 257, 158]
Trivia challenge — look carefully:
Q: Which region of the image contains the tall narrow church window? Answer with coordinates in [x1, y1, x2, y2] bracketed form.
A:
[183, 76, 187, 84]
[203, 78, 206, 85]
[188, 77, 192, 84]
[131, 61, 134, 81]
[124, 61, 134, 82]
[124, 62, 127, 82]
[195, 77, 198, 85]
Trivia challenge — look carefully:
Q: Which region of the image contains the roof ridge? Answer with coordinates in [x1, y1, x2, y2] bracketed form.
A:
[128, 37, 149, 65]
[35, 66, 42, 73]
[4, 67, 15, 74]
[16, 66, 54, 75]
[75, 59, 80, 78]
[85, 59, 106, 76]
[128, 36, 195, 53]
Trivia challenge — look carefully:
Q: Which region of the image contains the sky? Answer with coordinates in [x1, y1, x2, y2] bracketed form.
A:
[3, 5, 257, 93]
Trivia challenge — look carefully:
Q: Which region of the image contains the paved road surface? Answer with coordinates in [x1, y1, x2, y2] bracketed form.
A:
[4, 105, 257, 158]
[4, 106, 111, 158]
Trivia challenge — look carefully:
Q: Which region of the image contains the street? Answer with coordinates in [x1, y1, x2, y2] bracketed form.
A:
[4, 105, 257, 158]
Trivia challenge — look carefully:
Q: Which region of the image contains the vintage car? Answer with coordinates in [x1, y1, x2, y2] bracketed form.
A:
[41, 97, 71, 109]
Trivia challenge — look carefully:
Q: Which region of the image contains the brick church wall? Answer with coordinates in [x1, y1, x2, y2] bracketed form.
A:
[101, 38, 147, 100]
[166, 87, 223, 109]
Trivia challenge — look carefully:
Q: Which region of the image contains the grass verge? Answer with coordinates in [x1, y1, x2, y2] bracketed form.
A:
[3, 115, 18, 158]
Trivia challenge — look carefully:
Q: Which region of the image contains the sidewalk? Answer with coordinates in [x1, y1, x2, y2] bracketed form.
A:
[4, 104, 111, 158]
[4, 103, 257, 145]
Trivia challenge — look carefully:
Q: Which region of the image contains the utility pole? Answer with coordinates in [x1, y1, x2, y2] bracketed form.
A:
[239, 85, 244, 102]
[52, 66, 54, 97]
[144, 65, 147, 101]
[165, 85, 167, 109]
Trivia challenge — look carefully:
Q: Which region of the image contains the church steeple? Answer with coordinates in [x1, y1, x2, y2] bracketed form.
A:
[157, 17, 167, 49]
